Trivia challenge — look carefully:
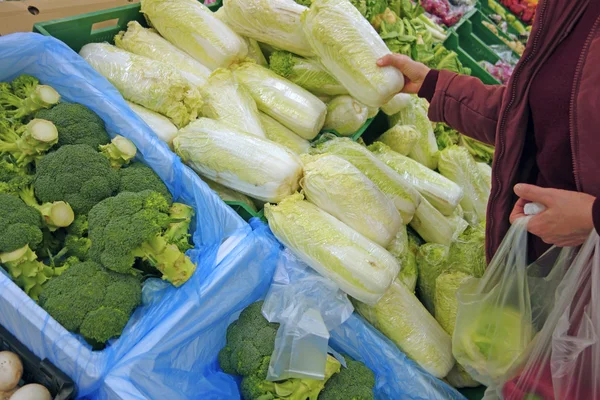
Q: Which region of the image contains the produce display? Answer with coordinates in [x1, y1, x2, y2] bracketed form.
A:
[0, 351, 52, 400]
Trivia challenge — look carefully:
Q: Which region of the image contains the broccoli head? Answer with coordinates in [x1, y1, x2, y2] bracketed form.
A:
[318, 356, 375, 400]
[36, 103, 110, 149]
[118, 162, 172, 204]
[38, 260, 142, 346]
[0, 80, 60, 119]
[34, 144, 120, 214]
[0, 193, 43, 253]
[0, 119, 58, 168]
[88, 190, 196, 286]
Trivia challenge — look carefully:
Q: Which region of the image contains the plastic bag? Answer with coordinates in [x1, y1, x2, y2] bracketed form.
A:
[420, 0, 474, 27]
[453, 217, 575, 389]
[499, 231, 600, 400]
[0, 32, 247, 397]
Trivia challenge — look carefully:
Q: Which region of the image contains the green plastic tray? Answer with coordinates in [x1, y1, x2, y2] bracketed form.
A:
[459, 386, 487, 400]
[318, 116, 375, 142]
[444, 29, 500, 85]
[33, 1, 221, 52]
[225, 201, 266, 223]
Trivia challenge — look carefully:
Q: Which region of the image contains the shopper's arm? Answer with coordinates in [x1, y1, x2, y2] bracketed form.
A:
[378, 55, 505, 145]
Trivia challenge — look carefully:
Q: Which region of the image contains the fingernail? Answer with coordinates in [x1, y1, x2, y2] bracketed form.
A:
[515, 184, 522, 191]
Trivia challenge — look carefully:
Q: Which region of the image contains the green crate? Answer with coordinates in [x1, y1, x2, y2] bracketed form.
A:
[318, 116, 375, 142]
[463, 9, 521, 59]
[225, 201, 266, 223]
[477, 0, 528, 37]
[444, 30, 500, 85]
[33, 1, 221, 53]
[459, 386, 487, 400]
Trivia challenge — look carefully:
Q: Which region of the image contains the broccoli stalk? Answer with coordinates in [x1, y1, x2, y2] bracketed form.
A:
[0, 119, 58, 167]
[0, 85, 60, 119]
[19, 185, 75, 231]
[99, 135, 137, 168]
[164, 203, 194, 252]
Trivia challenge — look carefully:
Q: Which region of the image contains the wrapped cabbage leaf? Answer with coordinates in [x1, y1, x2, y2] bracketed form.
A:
[416, 243, 450, 314]
[376, 124, 419, 156]
[381, 93, 411, 115]
[387, 225, 418, 292]
[125, 101, 178, 147]
[259, 113, 310, 154]
[323, 95, 369, 136]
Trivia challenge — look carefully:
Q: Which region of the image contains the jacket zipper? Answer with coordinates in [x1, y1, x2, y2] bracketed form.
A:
[569, 15, 600, 191]
[486, 0, 550, 257]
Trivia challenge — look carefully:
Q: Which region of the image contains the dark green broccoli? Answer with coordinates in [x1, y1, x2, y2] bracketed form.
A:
[35, 103, 110, 149]
[10, 74, 39, 98]
[118, 162, 172, 204]
[318, 356, 375, 400]
[0, 77, 60, 119]
[0, 119, 58, 168]
[87, 190, 196, 287]
[64, 234, 91, 260]
[38, 260, 142, 346]
[218, 301, 342, 400]
[100, 135, 137, 168]
[34, 144, 120, 214]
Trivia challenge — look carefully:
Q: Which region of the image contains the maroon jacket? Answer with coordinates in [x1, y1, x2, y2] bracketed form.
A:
[423, 0, 600, 261]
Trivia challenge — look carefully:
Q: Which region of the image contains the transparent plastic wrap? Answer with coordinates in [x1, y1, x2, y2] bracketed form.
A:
[376, 124, 420, 156]
[370, 142, 464, 216]
[389, 96, 439, 169]
[312, 137, 421, 223]
[417, 243, 451, 314]
[0, 32, 248, 398]
[438, 145, 491, 226]
[205, 179, 258, 213]
[420, 0, 474, 27]
[114, 21, 211, 88]
[323, 95, 369, 136]
[200, 68, 266, 138]
[262, 249, 354, 381]
[410, 196, 467, 246]
[220, 0, 314, 57]
[173, 118, 303, 203]
[140, 0, 248, 70]
[453, 217, 574, 389]
[354, 278, 455, 378]
[232, 62, 327, 140]
[381, 93, 412, 116]
[124, 101, 178, 148]
[477, 162, 492, 188]
[302, 0, 405, 108]
[79, 43, 203, 129]
[269, 51, 348, 97]
[388, 225, 418, 292]
[258, 113, 310, 155]
[264, 193, 400, 305]
[300, 154, 402, 248]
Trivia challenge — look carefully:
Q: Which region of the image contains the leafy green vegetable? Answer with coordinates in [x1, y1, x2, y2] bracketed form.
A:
[265, 193, 400, 305]
[302, 0, 405, 108]
[409, 196, 463, 246]
[387, 225, 418, 292]
[380, 93, 411, 116]
[447, 223, 487, 278]
[434, 271, 472, 336]
[125, 101, 178, 148]
[323, 96, 369, 136]
[258, 113, 310, 155]
[233, 62, 327, 140]
[477, 162, 492, 187]
[433, 122, 459, 151]
[416, 243, 450, 314]
[354, 278, 454, 378]
[269, 51, 347, 96]
[312, 137, 420, 223]
[114, 21, 210, 88]
[460, 135, 495, 165]
[205, 178, 258, 212]
[140, 0, 248, 69]
[376, 124, 419, 156]
[301, 154, 402, 247]
[79, 43, 203, 128]
[244, 37, 268, 67]
[174, 118, 303, 203]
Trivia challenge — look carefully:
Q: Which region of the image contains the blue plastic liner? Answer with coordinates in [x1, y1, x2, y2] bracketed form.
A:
[0, 32, 249, 397]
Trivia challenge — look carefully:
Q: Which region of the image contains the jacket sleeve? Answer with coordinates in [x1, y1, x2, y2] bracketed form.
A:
[417, 69, 506, 146]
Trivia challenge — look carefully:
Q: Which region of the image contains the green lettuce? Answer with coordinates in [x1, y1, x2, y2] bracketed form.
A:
[301, 154, 402, 247]
[323, 95, 369, 136]
[265, 193, 400, 305]
[140, 0, 248, 69]
[302, 0, 405, 107]
[259, 113, 310, 154]
[433, 122, 459, 151]
[79, 43, 202, 128]
[173, 118, 303, 203]
[312, 137, 421, 223]
[233, 62, 327, 140]
[269, 51, 348, 96]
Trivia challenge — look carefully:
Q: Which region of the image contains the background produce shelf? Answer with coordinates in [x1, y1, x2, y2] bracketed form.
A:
[0, 324, 76, 400]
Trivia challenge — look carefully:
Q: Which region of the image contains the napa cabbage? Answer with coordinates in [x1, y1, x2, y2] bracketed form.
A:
[125, 101, 178, 147]
[204, 178, 258, 212]
[376, 124, 419, 156]
[387, 225, 418, 292]
[323, 95, 369, 136]
[259, 113, 310, 154]
[381, 93, 411, 115]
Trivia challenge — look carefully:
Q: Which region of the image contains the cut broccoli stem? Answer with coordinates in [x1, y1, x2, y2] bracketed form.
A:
[19, 185, 75, 231]
[164, 203, 194, 252]
[0, 244, 57, 301]
[99, 135, 137, 168]
[0, 86, 60, 119]
[0, 119, 58, 167]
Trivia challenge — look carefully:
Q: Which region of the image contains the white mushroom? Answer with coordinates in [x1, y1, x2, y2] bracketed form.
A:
[9, 384, 51, 400]
[0, 352, 22, 392]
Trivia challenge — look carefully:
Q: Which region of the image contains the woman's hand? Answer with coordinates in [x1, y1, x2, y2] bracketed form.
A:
[509, 184, 596, 247]
[377, 54, 430, 94]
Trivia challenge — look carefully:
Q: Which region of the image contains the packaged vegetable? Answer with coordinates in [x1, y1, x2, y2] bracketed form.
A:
[416, 243, 450, 314]
[323, 95, 369, 136]
[259, 113, 310, 155]
[387, 225, 418, 292]
[376, 124, 420, 156]
[381, 93, 411, 115]
[125, 101, 178, 147]
[409, 196, 461, 246]
[204, 178, 258, 212]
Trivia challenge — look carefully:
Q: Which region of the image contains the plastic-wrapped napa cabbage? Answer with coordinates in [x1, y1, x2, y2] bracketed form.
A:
[387, 225, 418, 292]
[221, 0, 314, 57]
[79, 43, 202, 128]
[353, 278, 455, 378]
[200, 68, 265, 138]
[265, 193, 400, 305]
[477, 162, 492, 187]
[173, 118, 302, 203]
[125, 101, 178, 148]
[416, 243, 450, 314]
[301, 154, 402, 247]
[302, 0, 405, 108]
[370, 142, 463, 216]
[259, 113, 310, 154]
[438, 146, 491, 226]
[269, 51, 348, 96]
[410, 197, 467, 247]
[381, 93, 411, 115]
[140, 0, 248, 70]
[389, 96, 439, 169]
[233, 62, 327, 140]
[312, 137, 420, 223]
[323, 96, 369, 136]
[114, 21, 210, 88]
[204, 178, 258, 212]
[376, 124, 420, 156]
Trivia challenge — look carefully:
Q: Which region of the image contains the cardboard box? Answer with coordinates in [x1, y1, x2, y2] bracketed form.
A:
[0, 0, 139, 35]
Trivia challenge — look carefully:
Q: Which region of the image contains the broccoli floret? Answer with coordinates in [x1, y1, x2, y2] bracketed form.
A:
[11, 74, 39, 98]
[0, 82, 12, 95]
[0, 193, 43, 253]
[118, 162, 172, 204]
[0, 119, 58, 168]
[164, 203, 194, 252]
[87, 190, 196, 286]
[36, 103, 110, 149]
[64, 234, 91, 260]
[34, 144, 120, 214]
[0, 79, 60, 119]
[99, 135, 137, 168]
[38, 260, 142, 346]
[318, 356, 375, 400]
